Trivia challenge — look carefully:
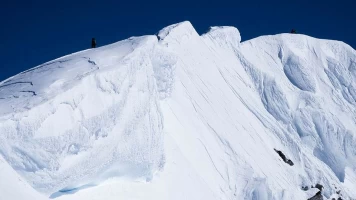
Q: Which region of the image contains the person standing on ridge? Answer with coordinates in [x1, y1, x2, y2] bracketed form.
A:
[290, 29, 297, 34]
[91, 38, 97, 48]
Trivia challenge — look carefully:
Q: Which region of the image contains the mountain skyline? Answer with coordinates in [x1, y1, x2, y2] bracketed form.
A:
[1, 0, 355, 82]
[1, 21, 355, 200]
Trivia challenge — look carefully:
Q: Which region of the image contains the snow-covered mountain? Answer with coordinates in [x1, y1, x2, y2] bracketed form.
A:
[0, 21, 355, 200]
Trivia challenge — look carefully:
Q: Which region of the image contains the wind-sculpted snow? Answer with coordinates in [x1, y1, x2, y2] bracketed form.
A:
[203, 26, 241, 48]
[0, 36, 165, 194]
[283, 55, 317, 92]
[261, 77, 291, 123]
[0, 21, 355, 200]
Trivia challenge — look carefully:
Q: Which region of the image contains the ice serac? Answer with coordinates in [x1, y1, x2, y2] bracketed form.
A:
[0, 21, 356, 200]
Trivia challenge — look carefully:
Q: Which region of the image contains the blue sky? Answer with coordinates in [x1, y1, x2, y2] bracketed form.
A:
[1, 0, 355, 81]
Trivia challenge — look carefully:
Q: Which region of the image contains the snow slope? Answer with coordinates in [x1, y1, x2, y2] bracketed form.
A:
[0, 21, 355, 200]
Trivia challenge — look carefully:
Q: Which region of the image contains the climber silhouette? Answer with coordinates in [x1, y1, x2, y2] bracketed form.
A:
[290, 29, 297, 34]
[91, 38, 96, 48]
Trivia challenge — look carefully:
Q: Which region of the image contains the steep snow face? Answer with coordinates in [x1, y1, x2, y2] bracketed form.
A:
[239, 34, 356, 184]
[0, 36, 165, 194]
[0, 21, 356, 200]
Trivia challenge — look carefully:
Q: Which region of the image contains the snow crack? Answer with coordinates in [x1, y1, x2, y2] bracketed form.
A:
[0, 81, 33, 89]
[19, 91, 37, 96]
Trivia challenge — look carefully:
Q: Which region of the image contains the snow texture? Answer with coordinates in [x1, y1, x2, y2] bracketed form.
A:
[0, 21, 356, 200]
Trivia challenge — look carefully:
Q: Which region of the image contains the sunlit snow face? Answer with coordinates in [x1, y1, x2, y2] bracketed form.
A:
[0, 21, 355, 200]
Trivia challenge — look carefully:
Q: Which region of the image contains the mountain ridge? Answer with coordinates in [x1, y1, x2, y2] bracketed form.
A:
[0, 21, 355, 200]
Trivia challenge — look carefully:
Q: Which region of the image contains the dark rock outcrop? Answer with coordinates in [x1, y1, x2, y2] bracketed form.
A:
[302, 186, 309, 191]
[313, 183, 323, 191]
[308, 191, 323, 200]
[274, 149, 294, 166]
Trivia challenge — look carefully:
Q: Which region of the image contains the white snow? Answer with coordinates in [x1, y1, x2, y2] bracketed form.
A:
[0, 21, 355, 200]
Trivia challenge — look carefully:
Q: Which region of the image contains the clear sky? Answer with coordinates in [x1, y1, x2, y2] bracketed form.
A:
[1, 0, 355, 81]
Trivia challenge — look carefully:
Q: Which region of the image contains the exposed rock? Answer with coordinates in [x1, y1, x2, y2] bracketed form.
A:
[315, 183, 323, 191]
[302, 186, 309, 191]
[274, 149, 294, 166]
[308, 191, 323, 200]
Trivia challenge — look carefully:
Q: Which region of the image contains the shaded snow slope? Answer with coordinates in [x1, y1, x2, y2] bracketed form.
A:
[0, 154, 47, 200]
[0, 21, 355, 200]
